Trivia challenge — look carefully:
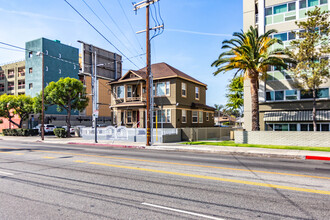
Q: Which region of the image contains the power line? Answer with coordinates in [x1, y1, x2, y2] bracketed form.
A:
[63, 0, 140, 69]
[0, 41, 79, 66]
[97, 0, 145, 63]
[117, 0, 145, 57]
[80, 0, 144, 67]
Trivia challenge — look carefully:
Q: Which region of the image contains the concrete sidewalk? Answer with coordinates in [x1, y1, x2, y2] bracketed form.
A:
[0, 135, 330, 161]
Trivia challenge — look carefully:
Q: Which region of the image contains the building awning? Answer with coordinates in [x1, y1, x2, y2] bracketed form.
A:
[264, 110, 330, 122]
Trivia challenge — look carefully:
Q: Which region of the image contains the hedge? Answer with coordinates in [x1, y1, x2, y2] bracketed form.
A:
[3, 129, 39, 136]
[54, 128, 67, 138]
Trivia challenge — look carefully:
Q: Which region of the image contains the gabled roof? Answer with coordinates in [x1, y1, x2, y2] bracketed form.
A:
[109, 62, 207, 87]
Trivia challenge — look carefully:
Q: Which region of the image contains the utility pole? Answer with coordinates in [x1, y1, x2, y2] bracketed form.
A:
[134, 0, 163, 146]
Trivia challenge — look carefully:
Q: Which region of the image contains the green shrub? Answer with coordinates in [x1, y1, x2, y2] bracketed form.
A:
[2, 128, 39, 136]
[54, 128, 67, 138]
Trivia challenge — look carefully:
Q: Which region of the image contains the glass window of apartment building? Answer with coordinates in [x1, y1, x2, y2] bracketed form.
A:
[192, 111, 198, 123]
[29, 83, 33, 89]
[301, 88, 329, 99]
[274, 33, 288, 41]
[29, 51, 33, 58]
[274, 4, 287, 14]
[29, 68, 33, 74]
[0, 72, 4, 80]
[152, 84, 156, 96]
[182, 83, 187, 97]
[265, 7, 272, 16]
[288, 2, 296, 11]
[285, 90, 298, 100]
[309, 0, 319, 7]
[206, 113, 209, 121]
[182, 110, 187, 123]
[0, 83, 4, 92]
[8, 70, 14, 78]
[321, 0, 328, 4]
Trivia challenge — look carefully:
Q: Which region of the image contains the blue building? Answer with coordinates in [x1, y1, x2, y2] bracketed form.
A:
[25, 38, 79, 115]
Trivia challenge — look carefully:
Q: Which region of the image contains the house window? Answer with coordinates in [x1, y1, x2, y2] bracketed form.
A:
[29, 51, 33, 58]
[153, 111, 156, 123]
[157, 110, 166, 123]
[182, 110, 187, 123]
[156, 82, 166, 96]
[182, 83, 187, 97]
[127, 111, 132, 123]
[127, 86, 132, 98]
[166, 81, 170, 96]
[192, 111, 198, 123]
[195, 87, 199, 100]
[206, 113, 209, 121]
[199, 111, 203, 123]
[117, 86, 124, 99]
[166, 109, 171, 123]
[152, 84, 156, 96]
[29, 83, 33, 89]
[29, 68, 33, 74]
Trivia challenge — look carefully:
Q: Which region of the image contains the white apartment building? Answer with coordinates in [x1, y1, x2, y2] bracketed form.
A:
[243, 0, 330, 131]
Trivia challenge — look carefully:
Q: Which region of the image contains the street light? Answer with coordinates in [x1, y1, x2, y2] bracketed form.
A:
[36, 51, 45, 141]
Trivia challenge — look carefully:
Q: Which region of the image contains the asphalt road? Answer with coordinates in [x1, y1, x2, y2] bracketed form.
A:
[0, 141, 329, 220]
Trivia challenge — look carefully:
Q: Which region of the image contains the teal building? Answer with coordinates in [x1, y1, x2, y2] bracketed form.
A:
[25, 38, 79, 115]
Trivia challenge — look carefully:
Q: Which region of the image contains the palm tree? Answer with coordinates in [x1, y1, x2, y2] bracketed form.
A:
[211, 26, 291, 131]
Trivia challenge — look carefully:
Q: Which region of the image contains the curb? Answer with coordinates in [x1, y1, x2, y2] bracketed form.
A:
[67, 142, 146, 149]
[305, 155, 330, 161]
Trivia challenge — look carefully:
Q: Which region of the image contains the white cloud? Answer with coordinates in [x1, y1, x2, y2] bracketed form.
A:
[166, 28, 231, 37]
[0, 8, 80, 23]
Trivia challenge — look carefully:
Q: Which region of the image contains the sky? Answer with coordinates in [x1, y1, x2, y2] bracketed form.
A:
[0, 0, 243, 107]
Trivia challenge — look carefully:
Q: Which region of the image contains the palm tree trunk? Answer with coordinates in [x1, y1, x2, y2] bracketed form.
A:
[312, 88, 317, 132]
[250, 77, 260, 131]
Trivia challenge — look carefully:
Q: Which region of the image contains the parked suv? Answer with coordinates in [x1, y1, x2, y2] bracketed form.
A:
[33, 124, 56, 134]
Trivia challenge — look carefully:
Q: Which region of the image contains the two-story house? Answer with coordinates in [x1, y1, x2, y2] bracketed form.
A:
[108, 62, 215, 128]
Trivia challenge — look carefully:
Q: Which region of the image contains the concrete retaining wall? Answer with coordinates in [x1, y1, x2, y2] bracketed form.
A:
[235, 131, 330, 147]
[181, 127, 232, 142]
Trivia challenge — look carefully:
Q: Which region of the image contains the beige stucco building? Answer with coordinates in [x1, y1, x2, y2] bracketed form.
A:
[0, 60, 25, 96]
[243, 0, 330, 131]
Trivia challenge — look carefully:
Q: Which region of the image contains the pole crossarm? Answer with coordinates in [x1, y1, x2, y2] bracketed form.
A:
[133, 0, 159, 10]
[136, 25, 164, 34]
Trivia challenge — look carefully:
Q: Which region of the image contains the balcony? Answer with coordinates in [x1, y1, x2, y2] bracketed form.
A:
[18, 84, 25, 90]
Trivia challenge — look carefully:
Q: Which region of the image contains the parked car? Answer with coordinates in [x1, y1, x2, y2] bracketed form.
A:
[61, 126, 75, 134]
[33, 124, 56, 134]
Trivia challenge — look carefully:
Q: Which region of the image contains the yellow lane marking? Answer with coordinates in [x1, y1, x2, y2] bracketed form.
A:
[33, 150, 330, 180]
[15, 153, 24, 155]
[74, 160, 87, 163]
[42, 156, 56, 159]
[89, 162, 330, 195]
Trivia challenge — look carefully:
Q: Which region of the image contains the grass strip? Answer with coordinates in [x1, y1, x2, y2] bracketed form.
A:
[182, 141, 330, 152]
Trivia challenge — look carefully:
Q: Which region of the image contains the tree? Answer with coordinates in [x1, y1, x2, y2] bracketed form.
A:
[41, 77, 89, 137]
[226, 76, 243, 118]
[0, 94, 35, 128]
[288, 7, 330, 131]
[211, 26, 292, 131]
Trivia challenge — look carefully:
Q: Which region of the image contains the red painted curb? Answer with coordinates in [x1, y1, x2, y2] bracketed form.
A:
[67, 142, 145, 149]
[305, 156, 330, 161]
